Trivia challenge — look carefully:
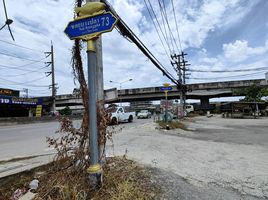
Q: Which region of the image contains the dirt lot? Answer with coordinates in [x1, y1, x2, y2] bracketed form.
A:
[107, 116, 268, 199]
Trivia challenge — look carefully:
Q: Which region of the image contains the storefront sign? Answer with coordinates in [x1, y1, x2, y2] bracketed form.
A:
[0, 96, 42, 105]
[0, 88, 19, 97]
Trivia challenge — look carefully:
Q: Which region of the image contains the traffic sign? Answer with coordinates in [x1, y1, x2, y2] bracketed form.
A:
[64, 12, 117, 40]
[160, 86, 173, 91]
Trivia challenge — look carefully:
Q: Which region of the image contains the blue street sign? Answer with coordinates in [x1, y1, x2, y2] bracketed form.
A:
[160, 86, 173, 91]
[64, 12, 117, 40]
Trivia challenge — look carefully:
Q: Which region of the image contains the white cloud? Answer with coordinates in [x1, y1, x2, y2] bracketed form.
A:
[0, 0, 265, 97]
[223, 40, 268, 62]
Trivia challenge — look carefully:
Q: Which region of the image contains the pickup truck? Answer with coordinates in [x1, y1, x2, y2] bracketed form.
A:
[110, 106, 135, 124]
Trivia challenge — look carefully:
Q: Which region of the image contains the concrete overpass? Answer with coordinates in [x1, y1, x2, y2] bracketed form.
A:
[42, 79, 267, 111]
[112, 79, 268, 108]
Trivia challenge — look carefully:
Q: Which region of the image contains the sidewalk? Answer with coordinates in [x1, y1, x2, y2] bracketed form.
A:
[0, 154, 55, 178]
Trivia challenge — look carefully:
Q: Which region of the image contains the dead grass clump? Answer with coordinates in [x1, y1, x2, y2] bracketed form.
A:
[157, 120, 187, 130]
[32, 157, 159, 200]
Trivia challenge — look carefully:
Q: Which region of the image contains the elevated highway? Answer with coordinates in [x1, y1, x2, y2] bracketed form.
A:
[41, 79, 267, 111]
[114, 79, 267, 104]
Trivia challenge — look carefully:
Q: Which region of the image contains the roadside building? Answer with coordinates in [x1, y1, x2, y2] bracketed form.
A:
[0, 88, 43, 117]
[220, 101, 267, 118]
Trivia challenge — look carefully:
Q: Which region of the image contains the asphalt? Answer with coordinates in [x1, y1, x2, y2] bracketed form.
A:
[149, 167, 264, 200]
[1, 117, 268, 199]
[107, 116, 268, 199]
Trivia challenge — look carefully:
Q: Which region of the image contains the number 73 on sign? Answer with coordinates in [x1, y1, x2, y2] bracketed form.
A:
[64, 11, 118, 40]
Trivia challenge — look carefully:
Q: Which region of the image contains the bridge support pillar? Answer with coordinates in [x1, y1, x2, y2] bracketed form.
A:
[200, 96, 210, 110]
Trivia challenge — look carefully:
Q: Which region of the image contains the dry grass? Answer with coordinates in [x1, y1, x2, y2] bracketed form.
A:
[157, 120, 188, 130]
[0, 162, 52, 200]
[0, 157, 160, 200]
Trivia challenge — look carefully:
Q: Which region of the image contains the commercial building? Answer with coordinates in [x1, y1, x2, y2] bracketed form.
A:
[0, 88, 43, 117]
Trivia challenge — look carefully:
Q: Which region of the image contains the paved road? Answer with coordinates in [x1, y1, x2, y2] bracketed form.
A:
[0, 121, 60, 161]
[107, 116, 268, 199]
[0, 118, 148, 161]
[1, 117, 268, 199]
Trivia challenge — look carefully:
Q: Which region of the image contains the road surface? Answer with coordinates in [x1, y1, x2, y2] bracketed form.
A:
[0, 119, 149, 161]
[1, 116, 268, 199]
[107, 115, 268, 199]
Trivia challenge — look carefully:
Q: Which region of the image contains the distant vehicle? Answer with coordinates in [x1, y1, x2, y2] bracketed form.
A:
[49, 111, 60, 117]
[137, 110, 151, 119]
[110, 106, 135, 124]
[185, 105, 194, 113]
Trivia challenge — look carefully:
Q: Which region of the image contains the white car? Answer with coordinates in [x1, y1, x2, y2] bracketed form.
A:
[110, 106, 135, 124]
[137, 110, 151, 119]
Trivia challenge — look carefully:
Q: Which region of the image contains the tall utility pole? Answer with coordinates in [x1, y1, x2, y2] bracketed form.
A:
[45, 42, 56, 112]
[171, 52, 190, 117]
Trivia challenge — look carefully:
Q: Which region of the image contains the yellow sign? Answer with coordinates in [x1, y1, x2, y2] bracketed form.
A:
[36, 105, 42, 117]
[163, 83, 170, 87]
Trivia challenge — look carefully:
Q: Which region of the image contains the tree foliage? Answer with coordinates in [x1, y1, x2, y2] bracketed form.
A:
[234, 85, 268, 102]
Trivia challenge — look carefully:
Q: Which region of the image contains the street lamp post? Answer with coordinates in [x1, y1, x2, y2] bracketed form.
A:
[110, 79, 133, 106]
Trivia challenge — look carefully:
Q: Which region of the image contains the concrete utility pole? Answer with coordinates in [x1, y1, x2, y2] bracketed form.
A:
[45, 42, 56, 112]
[171, 52, 190, 117]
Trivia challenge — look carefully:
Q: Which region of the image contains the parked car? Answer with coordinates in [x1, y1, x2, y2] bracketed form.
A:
[137, 110, 151, 119]
[185, 105, 194, 113]
[110, 106, 135, 124]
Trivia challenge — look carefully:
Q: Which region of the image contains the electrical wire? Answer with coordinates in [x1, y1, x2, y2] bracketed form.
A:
[0, 39, 44, 53]
[190, 71, 266, 80]
[101, 0, 180, 86]
[1, 66, 49, 77]
[0, 51, 45, 62]
[158, 0, 175, 53]
[189, 66, 268, 73]
[143, 0, 171, 59]
[157, 0, 172, 53]
[159, 0, 180, 53]
[0, 76, 49, 86]
[144, 0, 172, 54]
[171, 0, 182, 53]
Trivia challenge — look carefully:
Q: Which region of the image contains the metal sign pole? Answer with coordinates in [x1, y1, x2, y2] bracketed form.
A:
[165, 91, 168, 122]
[64, 1, 118, 187]
[87, 39, 102, 185]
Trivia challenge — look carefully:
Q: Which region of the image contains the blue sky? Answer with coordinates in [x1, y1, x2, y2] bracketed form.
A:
[0, 0, 267, 97]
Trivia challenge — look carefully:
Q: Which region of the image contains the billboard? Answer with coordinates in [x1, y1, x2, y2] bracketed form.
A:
[0, 96, 42, 105]
[0, 88, 19, 97]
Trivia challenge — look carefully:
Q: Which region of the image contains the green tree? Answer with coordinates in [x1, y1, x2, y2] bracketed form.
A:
[59, 106, 72, 116]
[234, 85, 268, 102]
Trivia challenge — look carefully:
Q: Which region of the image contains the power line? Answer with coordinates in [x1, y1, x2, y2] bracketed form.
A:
[190, 71, 266, 80]
[0, 51, 45, 62]
[159, 0, 180, 53]
[0, 58, 48, 72]
[144, 0, 172, 55]
[158, 0, 175, 53]
[143, 0, 170, 59]
[171, 0, 182, 53]
[189, 66, 268, 73]
[1, 65, 48, 77]
[0, 39, 44, 53]
[103, 0, 179, 86]
[0, 76, 49, 85]
[157, 0, 173, 53]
